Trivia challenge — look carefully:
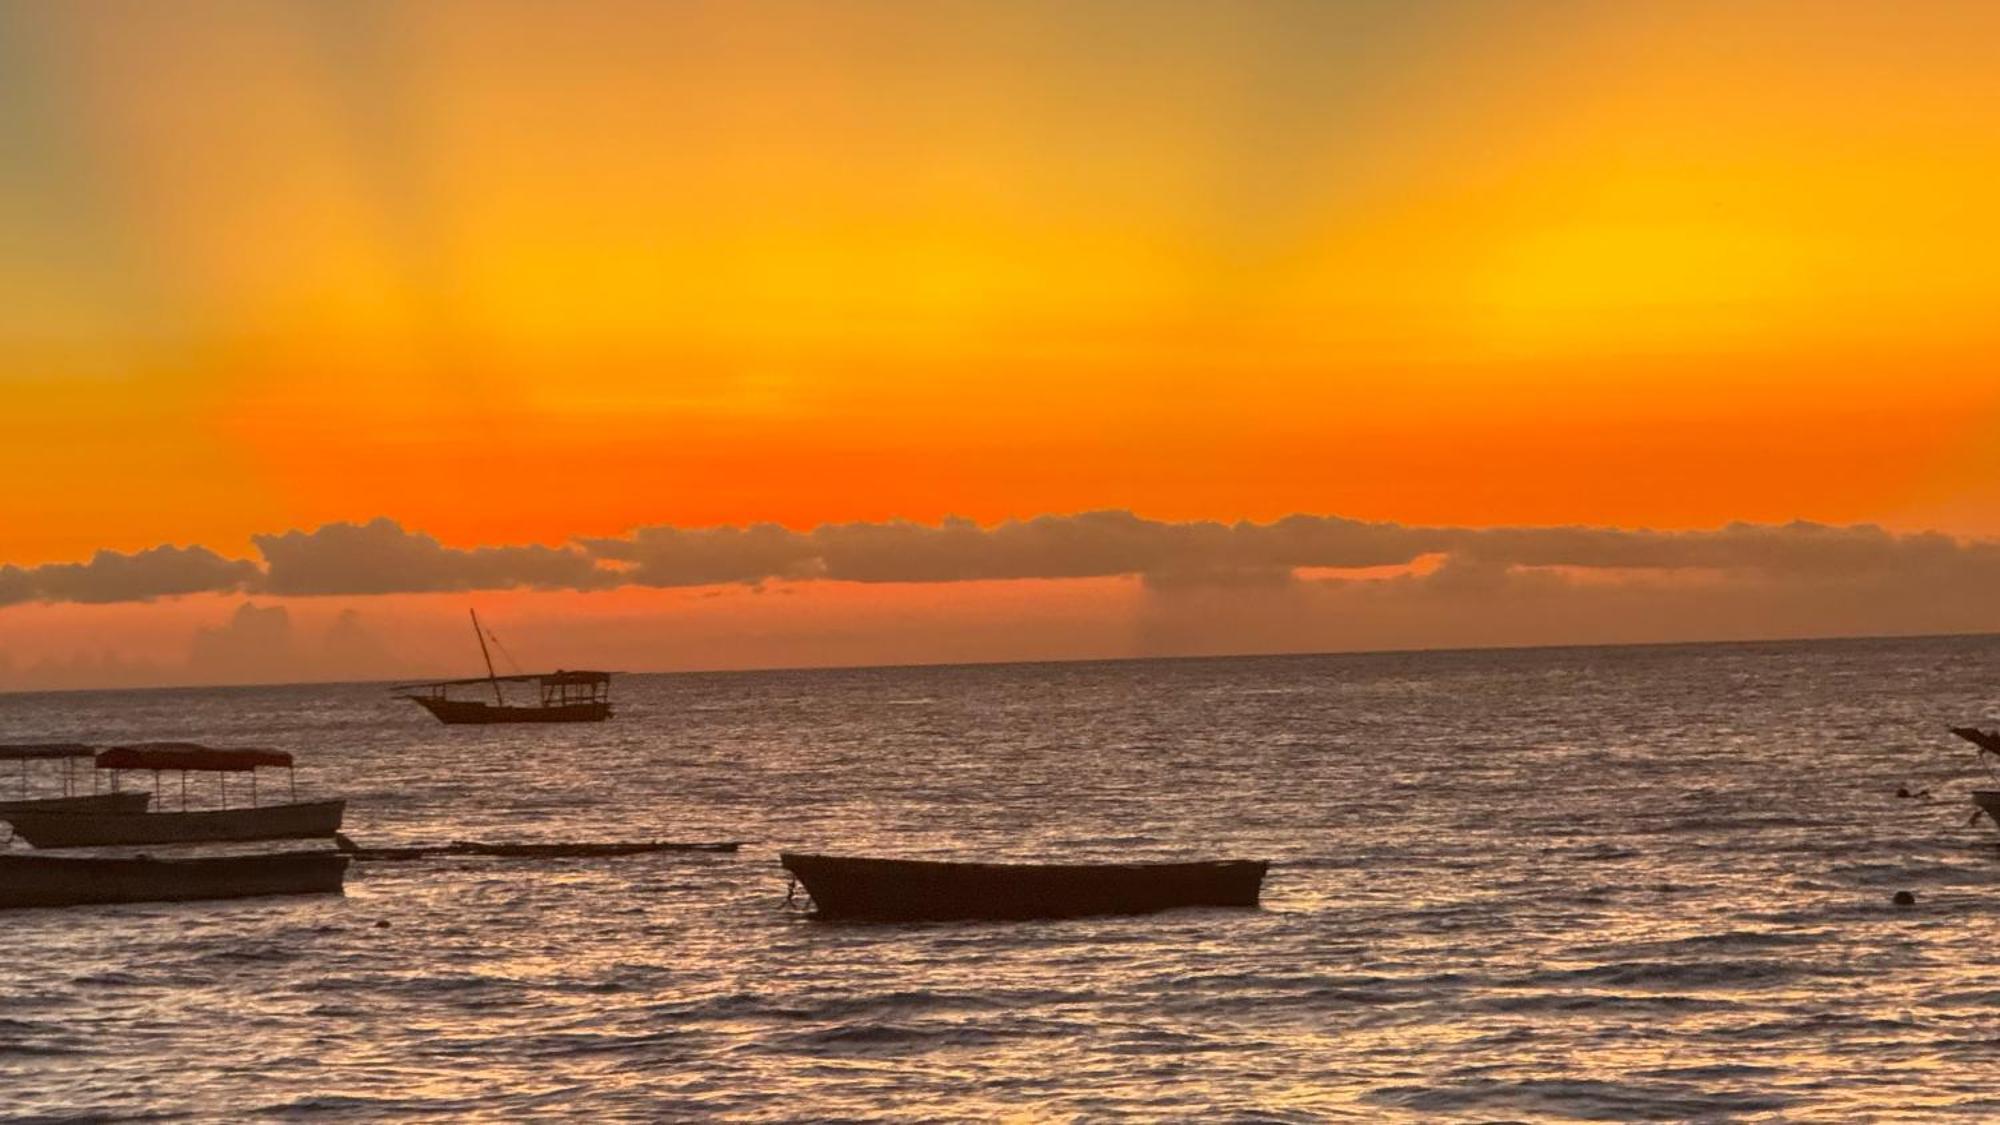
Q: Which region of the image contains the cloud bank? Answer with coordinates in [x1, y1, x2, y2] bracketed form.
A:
[0, 545, 262, 607]
[3, 512, 1999, 607]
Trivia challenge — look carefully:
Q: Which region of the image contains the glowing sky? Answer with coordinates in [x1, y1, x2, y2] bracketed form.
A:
[3, 1, 1999, 685]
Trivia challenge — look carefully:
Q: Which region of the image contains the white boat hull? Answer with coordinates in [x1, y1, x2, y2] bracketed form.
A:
[5, 799, 346, 848]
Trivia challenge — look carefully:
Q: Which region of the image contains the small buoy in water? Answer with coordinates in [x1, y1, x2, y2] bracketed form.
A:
[1895, 787, 1931, 799]
[1893, 891, 1917, 907]
[375, 919, 391, 928]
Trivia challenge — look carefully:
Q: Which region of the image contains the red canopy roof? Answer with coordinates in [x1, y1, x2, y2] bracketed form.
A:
[96, 743, 293, 772]
[0, 743, 94, 761]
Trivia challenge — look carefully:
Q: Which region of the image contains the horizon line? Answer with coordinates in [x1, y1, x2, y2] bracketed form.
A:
[6, 625, 1995, 700]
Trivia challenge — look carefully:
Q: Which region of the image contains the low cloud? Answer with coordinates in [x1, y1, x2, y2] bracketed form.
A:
[0, 545, 260, 608]
[584, 523, 824, 586]
[255, 518, 608, 596]
[1, 512, 1998, 608]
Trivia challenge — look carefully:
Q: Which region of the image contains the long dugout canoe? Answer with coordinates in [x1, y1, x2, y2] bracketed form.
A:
[4, 799, 345, 848]
[780, 852, 1269, 921]
[0, 851, 347, 909]
[0, 791, 151, 817]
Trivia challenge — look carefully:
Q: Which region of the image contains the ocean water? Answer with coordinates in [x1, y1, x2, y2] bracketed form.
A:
[4, 635, 2000, 1120]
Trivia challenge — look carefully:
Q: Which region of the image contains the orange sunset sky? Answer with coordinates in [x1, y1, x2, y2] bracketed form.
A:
[3, 1, 2000, 688]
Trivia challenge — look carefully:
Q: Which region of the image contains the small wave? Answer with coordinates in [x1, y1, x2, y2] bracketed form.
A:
[1509, 958, 1826, 990]
[1473, 992, 1738, 1015]
[1365, 1076, 1799, 1119]
[1582, 928, 1823, 959]
[775, 1021, 1009, 1052]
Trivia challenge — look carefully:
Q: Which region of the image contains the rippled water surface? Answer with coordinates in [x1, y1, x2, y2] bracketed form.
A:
[6, 636, 2000, 1120]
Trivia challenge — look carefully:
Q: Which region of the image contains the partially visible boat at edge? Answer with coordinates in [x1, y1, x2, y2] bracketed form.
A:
[1948, 727, 2000, 825]
[398, 610, 613, 724]
[0, 851, 348, 909]
[3, 744, 344, 849]
[780, 852, 1270, 921]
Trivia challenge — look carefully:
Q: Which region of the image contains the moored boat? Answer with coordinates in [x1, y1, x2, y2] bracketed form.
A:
[4, 744, 344, 849]
[779, 853, 1270, 921]
[398, 611, 613, 724]
[405, 683, 612, 725]
[0, 791, 152, 816]
[7, 800, 346, 848]
[0, 851, 348, 909]
[1950, 728, 2000, 826]
[0, 743, 151, 817]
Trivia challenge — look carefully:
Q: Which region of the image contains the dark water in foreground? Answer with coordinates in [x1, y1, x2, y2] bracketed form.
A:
[5, 636, 2000, 1120]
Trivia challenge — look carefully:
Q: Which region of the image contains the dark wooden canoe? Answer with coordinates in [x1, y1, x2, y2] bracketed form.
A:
[0, 851, 347, 909]
[0, 790, 151, 817]
[780, 853, 1269, 921]
[4, 799, 345, 848]
[409, 697, 611, 724]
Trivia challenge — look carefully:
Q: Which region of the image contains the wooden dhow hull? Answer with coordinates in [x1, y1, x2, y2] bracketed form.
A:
[0, 790, 151, 817]
[409, 697, 611, 724]
[0, 851, 347, 909]
[780, 853, 1269, 921]
[4, 799, 345, 848]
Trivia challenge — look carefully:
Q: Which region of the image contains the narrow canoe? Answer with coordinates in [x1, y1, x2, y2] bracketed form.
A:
[0, 851, 347, 909]
[780, 852, 1269, 921]
[0, 791, 151, 817]
[4, 799, 345, 848]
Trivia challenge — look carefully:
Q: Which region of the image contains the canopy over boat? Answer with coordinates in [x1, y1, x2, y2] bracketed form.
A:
[540, 670, 610, 686]
[394, 670, 612, 691]
[0, 743, 93, 761]
[97, 743, 293, 772]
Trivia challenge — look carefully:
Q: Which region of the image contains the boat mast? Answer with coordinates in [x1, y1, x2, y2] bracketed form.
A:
[471, 609, 504, 705]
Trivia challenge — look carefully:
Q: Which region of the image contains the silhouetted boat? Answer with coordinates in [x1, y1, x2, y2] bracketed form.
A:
[0, 851, 347, 909]
[0, 743, 151, 817]
[398, 610, 613, 724]
[0, 791, 152, 817]
[3, 744, 344, 849]
[1944, 728, 2000, 824]
[1949, 727, 2000, 825]
[779, 853, 1269, 921]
